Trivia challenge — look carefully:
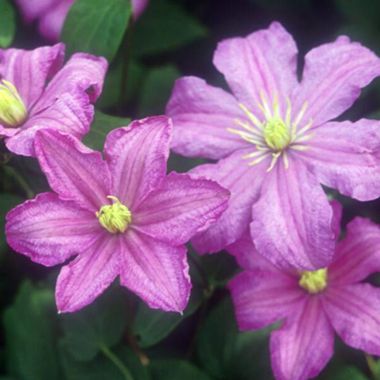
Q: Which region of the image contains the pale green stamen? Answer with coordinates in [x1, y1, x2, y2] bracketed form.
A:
[299, 268, 328, 294]
[96, 196, 132, 234]
[263, 117, 291, 151]
[0, 80, 27, 127]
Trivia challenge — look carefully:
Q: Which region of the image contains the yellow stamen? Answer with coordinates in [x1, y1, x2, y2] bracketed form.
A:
[0, 80, 27, 127]
[96, 196, 132, 234]
[263, 117, 291, 151]
[299, 268, 328, 294]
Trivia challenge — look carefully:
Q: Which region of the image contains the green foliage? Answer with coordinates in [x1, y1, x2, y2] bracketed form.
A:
[0, 0, 15, 48]
[149, 359, 211, 380]
[3, 281, 62, 380]
[62, 0, 132, 62]
[132, 0, 207, 57]
[331, 366, 369, 380]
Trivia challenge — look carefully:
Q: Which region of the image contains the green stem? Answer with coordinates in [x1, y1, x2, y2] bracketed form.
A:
[100, 344, 135, 380]
[4, 165, 34, 198]
[366, 354, 380, 380]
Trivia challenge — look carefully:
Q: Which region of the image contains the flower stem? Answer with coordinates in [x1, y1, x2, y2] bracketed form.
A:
[4, 165, 34, 198]
[366, 354, 380, 380]
[100, 344, 135, 380]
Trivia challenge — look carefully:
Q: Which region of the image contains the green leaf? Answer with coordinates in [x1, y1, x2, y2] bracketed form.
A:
[3, 281, 62, 380]
[331, 366, 369, 380]
[84, 111, 130, 151]
[62, 0, 132, 62]
[59, 287, 129, 362]
[0, 193, 22, 253]
[150, 360, 211, 380]
[196, 298, 273, 380]
[133, 287, 202, 348]
[132, 0, 207, 57]
[139, 65, 180, 116]
[0, 0, 15, 48]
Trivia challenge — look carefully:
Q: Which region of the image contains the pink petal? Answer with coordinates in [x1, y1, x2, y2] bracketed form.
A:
[15, 0, 59, 22]
[190, 149, 269, 254]
[270, 297, 334, 380]
[56, 235, 119, 313]
[228, 268, 304, 330]
[0, 44, 64, 109]
[323, 283, 380, 356]
[329, 217, 380, 285]
[294, 36, 380, 127]
[213, 21, 298, 113]
[131, 0, 148, 20]
[133, 172, 229, 245]
[38, 0, 74, 41]
[251, 158, 335, 270]
[104, 116, 170, 210]
[300, 119, 380, 201]
[34, 129, 111, 212]
[330, 200, 343, 237]
[120, 229, 191, 312]
[6, 89, 93, 156]
[6, 192, 99, 267]
[33, 52, 107, 110]
[166, 76, 246, 160]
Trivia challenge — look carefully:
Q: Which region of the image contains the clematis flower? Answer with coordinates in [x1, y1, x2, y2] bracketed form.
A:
[15, 0, 149, 41]
[228, 205, 380, 380]
[166, 21, 380, 270]
[5, 116, 229, 313]
[0, 43, 107, 157]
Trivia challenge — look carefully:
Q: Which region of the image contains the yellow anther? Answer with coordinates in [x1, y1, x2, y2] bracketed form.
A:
[263, 117, 291, 151]
[96, 196, 132, 234]
[0, 80, 27, 127]
[299, 268, 328, 294]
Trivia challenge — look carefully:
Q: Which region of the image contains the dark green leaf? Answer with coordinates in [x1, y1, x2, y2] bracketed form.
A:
[3, 281, 62, 380]
[59, 287, 129, 362]
[62, 0, 132, 62]
[150, 359, 211, 380]
[132, 0, 207, 57]
[84, 111, 130, 151]
[196, 298, 273, 380]
[139, 65, 180, 116]
[331, 366, 369, 380]
[133, 287, 202, 348]
[0, 0, 15, 48]
[0, 193, 22, 253]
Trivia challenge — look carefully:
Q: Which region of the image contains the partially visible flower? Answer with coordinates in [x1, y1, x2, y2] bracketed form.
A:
[15, 0, 149, 42]
[0, 43, 107, 156]
[6, 116, 229, 313]
[228, 207, 380, 380]
[166, 21, 380, 270]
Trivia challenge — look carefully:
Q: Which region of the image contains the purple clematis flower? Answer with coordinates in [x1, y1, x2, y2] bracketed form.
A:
[166, 21, 380, 270]
[5, 116, 229, 313]
[228, 203, 380, 380]
[0, 43, 107, 157]
[15, 0, 149, 41]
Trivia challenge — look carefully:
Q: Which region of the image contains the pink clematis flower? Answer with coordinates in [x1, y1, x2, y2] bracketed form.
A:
[166, 21, 380, 270]
[5, 116, 229, 313]
[15, 0, 149, 42]
[228, 204, 380, 380]
[0, 43, 107, 156]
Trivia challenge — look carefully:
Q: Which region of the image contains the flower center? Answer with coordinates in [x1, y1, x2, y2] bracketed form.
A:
[0, 80, 27, 127]
[299, 268, 327, 294]
[96, 196, 132, 234]
[263, 117, 291, 151]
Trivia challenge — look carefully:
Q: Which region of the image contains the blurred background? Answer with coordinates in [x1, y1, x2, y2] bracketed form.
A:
[1, 0, 380, 379]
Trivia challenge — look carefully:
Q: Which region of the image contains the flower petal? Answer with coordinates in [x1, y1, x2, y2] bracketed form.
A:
[270, 297, 334, 380]
[120, 229, 191, 312]
[323, 283, 380, 356]
[294, 36, 380, 126]
[0, 43, 64, 108]
[166, 76, 246, 159]
[213, 21, 298, 111]
[190, 149, 269, 254]
[6, 89, 93, 156]
[15, 0, 58, 22]
[56, 235, 119, 313]
[134, 172, 229, 245]
[104, 116, 170, 209]
[228, 266, 304, 330]
[329, 217, 380, 285]
[300, 119, 380, 201]
[34, 129, 111, 211]
[251, 158, 335, 270]
[131, 0, 148, 20]
[6, 192, 99, 267]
